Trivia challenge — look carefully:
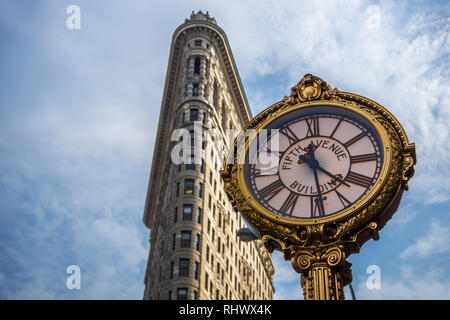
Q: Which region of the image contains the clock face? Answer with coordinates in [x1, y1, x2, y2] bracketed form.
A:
[244, 105, 384, 220]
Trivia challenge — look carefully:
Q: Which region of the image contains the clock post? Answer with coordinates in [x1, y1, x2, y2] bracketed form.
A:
[221, 74, 416, 300]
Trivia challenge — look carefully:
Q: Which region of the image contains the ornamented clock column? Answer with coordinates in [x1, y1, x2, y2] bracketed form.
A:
[290, 246, 351, 300]
[222, 73, 416, 301]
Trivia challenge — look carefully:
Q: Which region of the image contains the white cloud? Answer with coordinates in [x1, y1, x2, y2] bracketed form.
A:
[272, 252, 304, 300]
[400, 221, 450, 259]
[214, 0, 450, 206]
[0, 0, 448, 300]
[356, 264, 450, 299]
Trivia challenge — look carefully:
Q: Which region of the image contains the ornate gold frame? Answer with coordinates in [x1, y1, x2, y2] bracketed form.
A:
[235, 100, 393, 226]
[221, 74, 416, 300]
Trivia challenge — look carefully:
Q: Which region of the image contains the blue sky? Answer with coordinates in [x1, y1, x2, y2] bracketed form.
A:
[0, 0, 448, 299]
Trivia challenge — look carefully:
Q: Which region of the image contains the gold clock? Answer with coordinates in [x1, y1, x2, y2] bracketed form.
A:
[221, 74, 416, 300]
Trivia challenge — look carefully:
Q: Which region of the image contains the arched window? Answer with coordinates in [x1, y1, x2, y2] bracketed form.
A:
[190, 108, 199, 121]
[193, 84, 199, 97]
[194, 57, 201, 75]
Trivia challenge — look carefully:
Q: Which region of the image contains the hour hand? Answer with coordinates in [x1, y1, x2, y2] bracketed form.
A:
[298, 154, 310, 165]
[307, 143, 316, 158]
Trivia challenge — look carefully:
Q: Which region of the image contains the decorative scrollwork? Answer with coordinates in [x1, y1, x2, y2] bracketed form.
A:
[291, 250, 314, 272]
[290, 74, 334, 103]
[220, 73, 416, 300]
[324, 247, 343, 267]
[402, 154, 415, 191]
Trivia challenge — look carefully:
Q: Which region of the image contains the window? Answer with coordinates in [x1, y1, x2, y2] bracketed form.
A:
[205, 273, 209, 289]
[194, 261, 199, 280]
[179, 259, 190, 277]
[183, 204, 193, 221]
[189, 130, 195, 147]
[177, 288, 188, 300]
[176, 182, 179, 197]
[168, 290, 172, 300]
[180, 231, 191, 248]
[195, 40, 202, 46]
[170, 261, 174, 278]
[172, 233, 176, 250]
[184, 179, 194, 194]
[213, 79, 218, 108]
[194, 58, 201, 75]
[197, 207, 202, 223]
[193, 84, 199, 96]
[190, 108, 199, 121]
[186, 154, 195, 170]
[200, 159, 205, 173]
[174, 207, 178, 223]
[199, 182, 203, 197]
[195, 234, 201, 251]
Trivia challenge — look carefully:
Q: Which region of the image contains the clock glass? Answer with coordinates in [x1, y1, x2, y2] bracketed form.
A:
[244, 105, 384, 219]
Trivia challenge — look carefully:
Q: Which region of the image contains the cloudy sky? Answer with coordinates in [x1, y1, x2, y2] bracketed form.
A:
[0, 0, 448, 299]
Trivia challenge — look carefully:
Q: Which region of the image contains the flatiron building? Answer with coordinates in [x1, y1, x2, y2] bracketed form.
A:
[143, 11, 274, 300]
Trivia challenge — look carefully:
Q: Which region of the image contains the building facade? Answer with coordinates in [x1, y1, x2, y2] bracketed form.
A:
[142, 11, 275, 300]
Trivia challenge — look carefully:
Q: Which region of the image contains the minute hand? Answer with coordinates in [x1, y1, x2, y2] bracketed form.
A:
[315, 166, 350, 187]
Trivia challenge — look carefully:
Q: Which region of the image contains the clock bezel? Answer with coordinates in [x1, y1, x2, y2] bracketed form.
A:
[235, 100, 393, 226]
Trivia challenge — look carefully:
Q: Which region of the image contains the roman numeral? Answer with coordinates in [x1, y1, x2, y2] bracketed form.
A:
[258, 179, 284, 201]
[310, 196, 325, 217]
[329, 119, 342, 138]
[305, 117, 320, 137]
[280, 126, 299, 144]
[351, 153, 378, 163]
[335, 189, 351, 208]
[345, 171, 373, 188]
[279, 192, 299, 216]
[344, 132, 366, 147]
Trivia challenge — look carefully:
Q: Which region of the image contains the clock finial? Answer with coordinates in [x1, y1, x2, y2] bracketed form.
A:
[290, 74, 333, 102]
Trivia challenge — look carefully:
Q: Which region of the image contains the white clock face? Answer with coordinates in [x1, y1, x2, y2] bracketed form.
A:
[245, 106, 383, 219]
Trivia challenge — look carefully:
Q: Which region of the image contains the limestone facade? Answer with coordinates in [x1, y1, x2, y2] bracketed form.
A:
[143, 11, 274, 300]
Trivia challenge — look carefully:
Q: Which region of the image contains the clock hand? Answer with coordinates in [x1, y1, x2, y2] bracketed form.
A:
[298, 143, 316, 165]
[312, 166, 325, 217]
[315, 166, 351, 187]
[301, 143, 325, 216]
[298, 154, 311, 165]
[299, 144, 351, 188]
